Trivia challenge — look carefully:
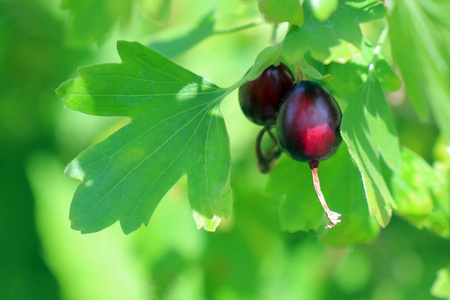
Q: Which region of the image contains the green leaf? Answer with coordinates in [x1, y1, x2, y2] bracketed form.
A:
[323, 38, 367, 99]
[282, 0, 385, 64]
[149, 11, 216, 59]
[364, 72, 401, 170]
[432, 265, 450, 299]
[244, 46, 282, 82]
[258, 0, 304, 27]
[324, 37, 401, 96]
[266, 147, 380, 246]
[267, 156, 323, 232]
[56, 41, 232, 234]
[298, 56, 333, 81]
[374, 59, 402, 93]
[341, 70, 400, 227]
[309, 0, 339, 21]
[392, 147, 450, 238]
[390, 0, 450, 141]
[391, 148, 435, 218]
[61, 0, 133, 44]
[325, 57, 366, 99]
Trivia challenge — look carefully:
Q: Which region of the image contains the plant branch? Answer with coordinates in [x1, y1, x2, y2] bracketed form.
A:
[370, 22, 390, 69]
[214, 21, 264, 35]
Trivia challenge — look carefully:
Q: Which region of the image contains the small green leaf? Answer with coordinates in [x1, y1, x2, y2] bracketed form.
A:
[149, 11, 215, 59]
[309, 0, 339, 21]
[56, 41, 232, 234]
[325, 37, 400, 97]
[391, 148, 435, 217]
[341, 71, 400, 227]
[325, 58, 366, 98]
[61, 0, 133, 45]
[298, 56, 332, 81]
[244, 46, 282, 82]
[258, 0, 304, 27]
[374, 59, 402, 93]
[282, 0, 385, 64]
[432, 266, 450, 299]
[392, 147, 450, 238]
[390, 0, 450, 141]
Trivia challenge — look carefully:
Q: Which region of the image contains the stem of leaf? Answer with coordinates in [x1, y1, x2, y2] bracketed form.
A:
[295, 62, 303, 82]
[370, 22, 390, 68]
[214, 21, 264, 35]
[271, 24, 278, 45]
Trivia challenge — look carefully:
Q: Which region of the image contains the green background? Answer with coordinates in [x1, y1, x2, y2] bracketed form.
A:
[0, 0, 449, 299]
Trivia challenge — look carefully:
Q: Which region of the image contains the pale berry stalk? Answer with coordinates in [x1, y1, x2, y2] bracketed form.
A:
[310, 162, 341, 229]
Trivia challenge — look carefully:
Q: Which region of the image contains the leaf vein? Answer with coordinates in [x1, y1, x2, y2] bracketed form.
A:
[69, 90, 224, 97]
[126, 102, 215, 223]
[80, 103, 212, 217]
[92, 75, 181, 84]
[133, 55, 186, 84]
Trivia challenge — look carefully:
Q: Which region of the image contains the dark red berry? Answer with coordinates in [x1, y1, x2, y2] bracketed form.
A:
[239, 63, 294, 126]
[276, 80, 343, 229]
[276, 80, 342, 164]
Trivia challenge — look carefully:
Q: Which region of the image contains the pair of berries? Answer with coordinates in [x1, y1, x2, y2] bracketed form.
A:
[238, 62, 342, 229]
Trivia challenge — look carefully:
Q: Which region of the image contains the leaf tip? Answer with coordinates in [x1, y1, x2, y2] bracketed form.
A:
[64, 158, 86, 181]
[55, 80, 69, 101]
[193, 211, 222, 232]
[120, 224, 137, 235]
[376, 205, 393, 228]
[116, 39, 130, 50]
[116, 40, 148, 62]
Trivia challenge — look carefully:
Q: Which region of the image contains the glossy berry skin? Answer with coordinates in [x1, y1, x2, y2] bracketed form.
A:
[239, 63, 294, 126]
[276, 81, 342, 164]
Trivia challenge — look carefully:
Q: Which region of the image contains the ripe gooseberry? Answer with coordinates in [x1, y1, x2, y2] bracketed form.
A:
[238, 62, 295, 173]
[239, 62, 294, 126]
[276, 80, 342, 228]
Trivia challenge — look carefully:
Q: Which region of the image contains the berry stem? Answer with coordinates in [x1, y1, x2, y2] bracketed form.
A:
[309, 163, 341, 229]
[264, 126, 283, 166]
[294, 62, 303, 82]
[256, 127, 282, 174]
[265, 126, 278, 145]
[256, 127, 270, 173]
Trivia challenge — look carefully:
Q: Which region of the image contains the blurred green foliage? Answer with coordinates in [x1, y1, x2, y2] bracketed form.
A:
[281, 0, 385, 64]
[258, 0, 304, 27]
[1, 0, 449, 300]
[389, 0, 450, 141]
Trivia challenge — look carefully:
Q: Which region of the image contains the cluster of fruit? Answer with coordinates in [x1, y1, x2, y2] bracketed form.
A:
[238, 63, 343, 229]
